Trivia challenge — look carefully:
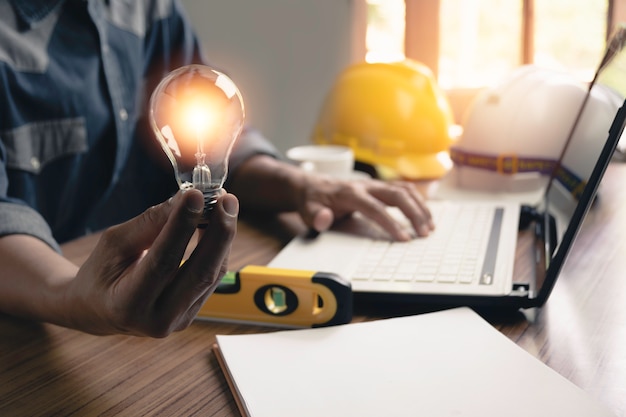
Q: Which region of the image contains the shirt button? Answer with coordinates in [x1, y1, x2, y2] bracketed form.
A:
[30, 157, 41, 170]
[119, 108, 128, 121]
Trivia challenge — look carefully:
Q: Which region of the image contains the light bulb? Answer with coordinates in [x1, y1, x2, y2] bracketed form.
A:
[149, 64, 245, 223]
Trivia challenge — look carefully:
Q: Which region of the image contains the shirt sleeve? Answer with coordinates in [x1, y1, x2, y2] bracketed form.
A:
[0, 201, 61, 252]
[228, 127, 282, 172]
[0, 140, 60, 251]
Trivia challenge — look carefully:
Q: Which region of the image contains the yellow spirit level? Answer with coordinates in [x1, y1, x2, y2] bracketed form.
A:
[197, 265, 352, 328]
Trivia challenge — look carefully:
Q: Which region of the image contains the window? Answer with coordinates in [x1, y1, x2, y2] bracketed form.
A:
[365, 0, 405, 63]
[438, 0, 524, 88]
[365, 0, 617, 91]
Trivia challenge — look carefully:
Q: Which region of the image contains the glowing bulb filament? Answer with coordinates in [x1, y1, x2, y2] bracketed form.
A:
[193, 131, 211, 191]
[192, 163, 211, 190]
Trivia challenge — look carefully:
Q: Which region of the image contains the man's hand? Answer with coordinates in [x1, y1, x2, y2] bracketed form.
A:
[65, 189, 239, 336]
[229, 154, 434, 242]
[295, 174, 434, 241]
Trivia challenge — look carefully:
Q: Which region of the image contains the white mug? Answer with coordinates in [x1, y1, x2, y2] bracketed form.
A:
[286, 145, 354, 178]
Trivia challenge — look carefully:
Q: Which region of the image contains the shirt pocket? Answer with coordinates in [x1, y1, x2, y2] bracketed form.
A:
[1, 117, 88, 174]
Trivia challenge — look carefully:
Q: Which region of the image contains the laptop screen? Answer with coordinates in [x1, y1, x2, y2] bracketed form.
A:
[545, 25, 626, 219]
[535, 25, 626, 304]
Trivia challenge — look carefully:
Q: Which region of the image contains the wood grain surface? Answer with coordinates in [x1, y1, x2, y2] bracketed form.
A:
[2, 164, 625, 417]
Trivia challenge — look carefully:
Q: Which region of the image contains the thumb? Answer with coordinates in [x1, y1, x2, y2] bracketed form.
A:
[301, 202, 334, 232]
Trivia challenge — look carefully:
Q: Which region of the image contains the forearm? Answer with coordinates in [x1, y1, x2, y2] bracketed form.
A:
[227, 154, 307, 212]
[0, 234, 77, 326]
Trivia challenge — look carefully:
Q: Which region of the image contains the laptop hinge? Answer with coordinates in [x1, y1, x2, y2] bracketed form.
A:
[518, 205, 557, 256]
[510, 283, 530, 297]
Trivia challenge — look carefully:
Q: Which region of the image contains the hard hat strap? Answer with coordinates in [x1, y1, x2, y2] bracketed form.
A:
[450, 148, 555, 175]
[450, 147, 586, 199]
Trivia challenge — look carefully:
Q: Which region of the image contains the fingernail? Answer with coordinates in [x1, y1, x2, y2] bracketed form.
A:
[222, 195, 239, 217]
[186, 191, 204, 214]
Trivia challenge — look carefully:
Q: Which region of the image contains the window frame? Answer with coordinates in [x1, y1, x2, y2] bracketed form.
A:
[355, 0, 626, 121]
[406, 0, 624, 77]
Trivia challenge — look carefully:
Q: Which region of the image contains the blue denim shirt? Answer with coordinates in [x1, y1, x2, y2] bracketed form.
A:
[0, 0, 278, 251]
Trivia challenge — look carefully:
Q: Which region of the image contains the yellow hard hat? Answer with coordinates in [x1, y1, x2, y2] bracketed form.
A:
[311, 59, 455, 179]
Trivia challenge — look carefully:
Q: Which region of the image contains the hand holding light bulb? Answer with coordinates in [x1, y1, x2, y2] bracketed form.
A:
[150, 64, 245, 223]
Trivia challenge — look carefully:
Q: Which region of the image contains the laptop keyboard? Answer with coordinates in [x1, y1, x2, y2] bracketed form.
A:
[351, 204, 496, 286]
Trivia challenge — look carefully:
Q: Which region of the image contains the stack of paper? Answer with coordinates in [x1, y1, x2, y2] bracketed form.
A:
[213, 307, 614, 417]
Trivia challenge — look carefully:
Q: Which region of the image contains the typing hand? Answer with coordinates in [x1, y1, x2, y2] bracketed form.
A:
[296, 174, 434, 241]
[65, 189, 238, 336]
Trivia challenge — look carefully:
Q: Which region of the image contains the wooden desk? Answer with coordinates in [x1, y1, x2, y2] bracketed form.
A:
[1, 164, 625, 416]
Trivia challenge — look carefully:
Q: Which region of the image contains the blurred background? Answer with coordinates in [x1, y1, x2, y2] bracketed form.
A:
[181, 0, 624, 154]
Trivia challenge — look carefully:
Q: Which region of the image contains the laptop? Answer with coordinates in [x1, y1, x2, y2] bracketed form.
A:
[268, 30, 626, 310]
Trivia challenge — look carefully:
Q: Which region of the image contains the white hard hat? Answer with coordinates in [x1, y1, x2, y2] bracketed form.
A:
[449, 65, 622, 195]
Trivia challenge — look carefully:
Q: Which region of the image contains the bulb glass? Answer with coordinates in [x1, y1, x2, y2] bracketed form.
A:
[149, 64, 245, 217]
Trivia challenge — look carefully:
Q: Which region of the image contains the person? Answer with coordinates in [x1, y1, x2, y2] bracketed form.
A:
[0, 0, 433, 337]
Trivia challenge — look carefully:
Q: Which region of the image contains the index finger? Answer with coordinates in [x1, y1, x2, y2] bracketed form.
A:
[365, 182, 434, 238]
[156, 193, 239, 321]
[131, 190, 205, 299]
